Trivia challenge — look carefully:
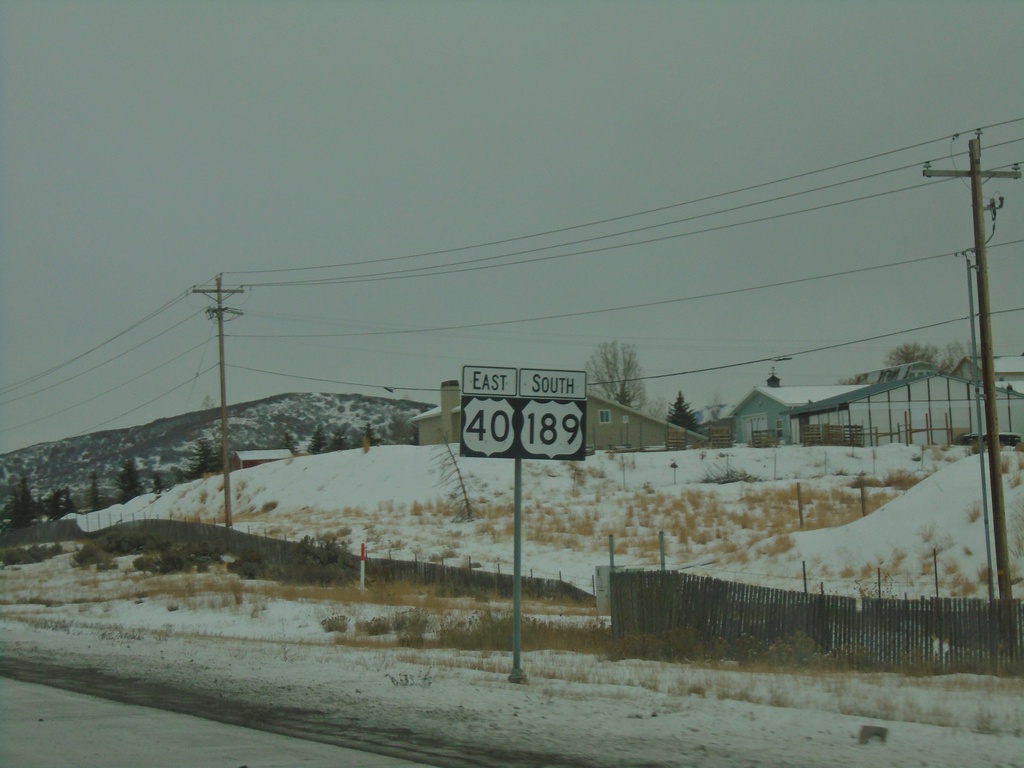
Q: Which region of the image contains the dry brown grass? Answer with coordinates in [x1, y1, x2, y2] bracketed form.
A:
[755, 534, 795, 558]
[883, 469, 923, 491]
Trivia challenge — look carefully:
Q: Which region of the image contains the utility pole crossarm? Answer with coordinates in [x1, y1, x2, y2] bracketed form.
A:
[923, 168, 1021, 179]
[192, 285, 246, 299]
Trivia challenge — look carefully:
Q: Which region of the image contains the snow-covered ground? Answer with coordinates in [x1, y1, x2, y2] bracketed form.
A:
[2, 443, 1024, 766]
[68, 442, 1024, 598]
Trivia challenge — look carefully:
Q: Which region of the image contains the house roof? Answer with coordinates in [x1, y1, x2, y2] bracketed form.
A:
[410, 406, 442, 422]
[232, 450, 294, 462]
[726, 385, 864, 417]
[952, 354, 1024, 377]
[995, 355, 1024, 376]
[784, 374, 1024, 417]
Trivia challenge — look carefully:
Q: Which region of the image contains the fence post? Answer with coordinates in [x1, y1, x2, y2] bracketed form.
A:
[802, 561, 808, 594]
[797, 483, 804, 528]
[860, 486, 867, 517]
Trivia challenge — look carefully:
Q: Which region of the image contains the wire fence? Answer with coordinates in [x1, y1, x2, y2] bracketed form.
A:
[0, 518, 593, 603]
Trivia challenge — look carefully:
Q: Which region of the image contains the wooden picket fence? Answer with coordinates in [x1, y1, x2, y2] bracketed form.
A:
[610, 570, 1023, 671]
[800, 424, 864, 447]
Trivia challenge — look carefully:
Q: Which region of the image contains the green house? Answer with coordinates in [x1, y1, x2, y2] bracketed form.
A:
[726, 372, 863, 446]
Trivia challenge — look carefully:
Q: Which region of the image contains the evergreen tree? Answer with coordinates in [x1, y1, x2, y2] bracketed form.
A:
[44, 486, 76, 520]
[187, 439, 219, 480]
[278, 430, 298, 453]
[117, 458, 144, 504]
[308, 424, 327, 455]
[86, 470, 105, 512]
[667, 391, 699, 431]
[151, 471, 165, 495]
[327, 429, 348, 452]
[5, 476, 41, 530]
[385, 412, 414, 445]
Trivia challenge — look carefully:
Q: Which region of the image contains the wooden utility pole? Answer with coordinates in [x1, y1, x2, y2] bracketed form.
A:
[193, 275, 244, 528]
[924, 137, 1020, 600]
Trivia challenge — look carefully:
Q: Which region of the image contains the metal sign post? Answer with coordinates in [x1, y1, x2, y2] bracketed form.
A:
[510, 456, 525, 683]
[459, 365, 587, 683]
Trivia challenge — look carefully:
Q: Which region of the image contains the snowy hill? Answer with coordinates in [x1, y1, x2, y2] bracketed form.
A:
[75, 442, 1024, 599]
[0, 392, 433, 503]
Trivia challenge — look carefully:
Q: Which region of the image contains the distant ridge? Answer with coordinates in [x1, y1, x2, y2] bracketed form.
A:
[0, 392, 433, 503]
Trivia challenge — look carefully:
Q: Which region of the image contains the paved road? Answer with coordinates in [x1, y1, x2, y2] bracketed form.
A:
[1, 678, 438, 768]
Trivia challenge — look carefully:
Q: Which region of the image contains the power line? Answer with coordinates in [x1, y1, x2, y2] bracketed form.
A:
[0, 291, 194, 397]
[224, 118, 1024, 279]
[0, 340, 217, 435]
[0, 310, 206, 406]
[226, 308, 1024, 396]
[233, 245, 1006, 340]
[594, 307, 1024, 388]
[240, 153, 1021, 288]
[70, 364, 220, 438]
[226, 365, 438, 394]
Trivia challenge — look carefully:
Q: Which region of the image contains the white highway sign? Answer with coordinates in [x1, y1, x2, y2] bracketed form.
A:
[460, 365, 587, 461]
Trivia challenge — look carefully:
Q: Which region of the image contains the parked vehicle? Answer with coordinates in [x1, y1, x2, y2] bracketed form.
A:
[957, 432, 1022, 447]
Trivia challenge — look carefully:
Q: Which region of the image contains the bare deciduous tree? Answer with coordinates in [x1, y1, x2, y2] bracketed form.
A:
[883, 341, 967, 374]
[586, 341, 646, 409]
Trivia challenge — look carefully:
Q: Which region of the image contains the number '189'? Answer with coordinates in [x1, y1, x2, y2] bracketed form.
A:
[525, 412, 580, 446]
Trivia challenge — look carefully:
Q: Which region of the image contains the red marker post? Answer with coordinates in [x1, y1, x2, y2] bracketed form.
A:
[360, 543, 366, 591]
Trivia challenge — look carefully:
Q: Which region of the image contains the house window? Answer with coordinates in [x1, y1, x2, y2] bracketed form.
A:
[598, 409, 611, 424]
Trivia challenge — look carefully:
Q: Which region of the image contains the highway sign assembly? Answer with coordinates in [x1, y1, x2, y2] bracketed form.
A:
[459, 364, 588, 684]
[460, 365, 587, 461]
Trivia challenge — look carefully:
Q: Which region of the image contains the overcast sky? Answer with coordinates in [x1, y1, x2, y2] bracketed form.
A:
[2, 1, 1022, 455]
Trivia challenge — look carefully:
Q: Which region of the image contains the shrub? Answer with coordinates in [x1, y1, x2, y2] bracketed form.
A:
[92, 528, 167, 555]
[122, 538, 224, 575]
[320, 614, 350, 633]
[1, 543, 63, 566]
[764, 633, 821, 666]
[227, 549, 265, 580]
[394, 609, 430, 647]
[356, 616, 394, 636]
[131, 553, 161, 573]
[72, 541, 114, 569]
[701, 463, 760, 485]
[273, 536, 351, 586]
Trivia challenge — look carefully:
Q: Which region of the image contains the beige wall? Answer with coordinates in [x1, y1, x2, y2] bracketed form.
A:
[415, 381, 461, 445]
[587, 397, 677, 450]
